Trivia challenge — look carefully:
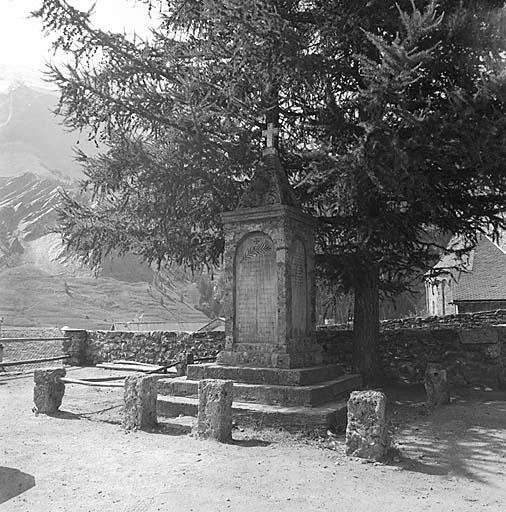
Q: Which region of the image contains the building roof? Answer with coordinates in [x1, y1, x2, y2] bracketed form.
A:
[431, 235, 474, 272]
[453, 236, 506, 302]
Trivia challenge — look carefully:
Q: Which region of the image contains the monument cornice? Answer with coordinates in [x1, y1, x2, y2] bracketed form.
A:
[221, 204, 318, 228]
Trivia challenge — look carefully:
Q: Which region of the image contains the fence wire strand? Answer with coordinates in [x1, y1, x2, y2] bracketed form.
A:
[1, 328, 68, 374]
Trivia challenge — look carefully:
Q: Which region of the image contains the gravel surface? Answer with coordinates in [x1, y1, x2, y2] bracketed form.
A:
[1, 368, 506, 511]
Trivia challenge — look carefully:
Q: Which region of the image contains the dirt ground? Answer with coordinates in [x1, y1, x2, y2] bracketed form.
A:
[1, 367, 506, 512]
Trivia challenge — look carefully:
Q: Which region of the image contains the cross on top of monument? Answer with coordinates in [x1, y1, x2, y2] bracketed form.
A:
[237, 112, 299, 209]
[262, 122, 279, 155]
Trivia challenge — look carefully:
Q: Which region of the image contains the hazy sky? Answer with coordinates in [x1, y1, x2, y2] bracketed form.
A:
[0, 0, 153, 84]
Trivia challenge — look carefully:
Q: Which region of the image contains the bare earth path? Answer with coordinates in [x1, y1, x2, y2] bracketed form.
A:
[1, 368, 505, 512]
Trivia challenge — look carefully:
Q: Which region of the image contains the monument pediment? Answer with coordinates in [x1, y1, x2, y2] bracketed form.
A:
[238, 152, 299, 209]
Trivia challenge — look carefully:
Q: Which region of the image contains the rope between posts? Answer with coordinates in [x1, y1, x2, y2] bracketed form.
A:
[59, 377, 124, 388]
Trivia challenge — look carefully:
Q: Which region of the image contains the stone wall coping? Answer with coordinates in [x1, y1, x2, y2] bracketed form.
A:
[221, 204, 317, 227]
[87, 329, 224, 337]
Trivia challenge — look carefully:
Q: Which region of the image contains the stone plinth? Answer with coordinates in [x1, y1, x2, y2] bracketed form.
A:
[218, 205, 322, 369]
[193, 379, 233, 442]
[346, 390, 389, 461]
[33, 368, 66, 414]
[424, 363, 450, 409]
[123, 374, 158, 430]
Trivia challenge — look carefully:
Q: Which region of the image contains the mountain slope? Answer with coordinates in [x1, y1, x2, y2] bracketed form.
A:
[0, 173, 61, 267]
[0, 172, 210, 328]
[0, 264, 206, 329]
[0, 82, 97, 179]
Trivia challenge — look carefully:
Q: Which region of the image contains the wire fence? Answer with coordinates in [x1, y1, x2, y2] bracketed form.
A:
[0, 334, 69, 374]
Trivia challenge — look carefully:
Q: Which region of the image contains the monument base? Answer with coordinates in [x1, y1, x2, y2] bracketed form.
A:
[217, 343, 322, 369]
[156, 362, 362, 433]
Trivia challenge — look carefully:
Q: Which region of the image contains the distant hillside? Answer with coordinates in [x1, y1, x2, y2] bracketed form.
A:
[0, 82, 97, 180]
[0, 265, 207, 329]
[0, 172, 210, 328]
[0, 79, 216, 329]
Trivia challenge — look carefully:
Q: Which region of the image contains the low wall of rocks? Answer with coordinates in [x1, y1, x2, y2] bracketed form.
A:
[62, 318, 506, 389]
[317, 326, 506, 388]
[380, 309, 506, 330]
[63, 330, 224, 366]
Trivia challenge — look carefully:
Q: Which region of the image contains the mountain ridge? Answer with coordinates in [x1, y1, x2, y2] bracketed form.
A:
[0, 172, 209, 328]
[0, 80, 212, 328]
[0, 81, 97, 180]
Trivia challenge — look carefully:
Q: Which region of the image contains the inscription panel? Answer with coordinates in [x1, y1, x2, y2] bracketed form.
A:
[235, 233, 277, 343]
[290, 239, 308, 336]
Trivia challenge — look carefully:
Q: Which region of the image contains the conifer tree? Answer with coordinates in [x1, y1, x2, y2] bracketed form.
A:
[35, 0, 506, 383]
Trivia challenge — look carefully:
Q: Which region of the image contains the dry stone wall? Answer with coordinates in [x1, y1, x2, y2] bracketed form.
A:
[317, 326, 506, 388]
[381, 309, 506, 330]
[64, 310, 506, 389]
[83, 330, 224, 366]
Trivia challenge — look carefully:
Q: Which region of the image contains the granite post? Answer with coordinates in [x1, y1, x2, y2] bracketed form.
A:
[424, 363, 450, 409]
[176, 352, 195, 377]
[194, 379, 233, 442]
[123, 374, 158, 430]
[33, 367, 66, 414]
[346, 390, 389, 461]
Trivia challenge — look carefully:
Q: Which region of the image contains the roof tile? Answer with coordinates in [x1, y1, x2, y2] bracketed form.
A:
[454, 236, 506, 302]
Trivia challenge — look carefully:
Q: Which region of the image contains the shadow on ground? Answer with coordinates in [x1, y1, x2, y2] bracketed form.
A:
[231, 438, 271, 447]
[385, 383, 506, 485]
[150, 421, 272, 446]
[45, 410, 81, 420]
[153, 422, 192, 437]
[0, 467, 35, 504]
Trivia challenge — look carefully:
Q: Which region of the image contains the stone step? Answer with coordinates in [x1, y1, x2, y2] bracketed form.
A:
[157, 373, 361, 407]
[157, 415, 194, 435]
[235, 374, 361, 406]
[186, 363, 345, 386]
[158, 376, 199, 397]
[157, 395, 348, 433]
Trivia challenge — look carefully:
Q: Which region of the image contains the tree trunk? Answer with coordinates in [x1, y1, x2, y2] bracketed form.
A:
[353, 262, 382, 386]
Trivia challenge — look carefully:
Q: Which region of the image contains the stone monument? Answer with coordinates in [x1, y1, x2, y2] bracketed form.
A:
[158, 119, 361, 432]
[217, 122, 323, 369]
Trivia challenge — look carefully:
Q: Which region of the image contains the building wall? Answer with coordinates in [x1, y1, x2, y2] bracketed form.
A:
[425, 273, 457, 316]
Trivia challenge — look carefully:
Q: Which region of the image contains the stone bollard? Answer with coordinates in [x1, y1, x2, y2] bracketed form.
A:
[0, 343, 3, 363]
[193, 379, 233, 442]
[123, 374, 158, 431]
[346, 390, 389, 461]
[33, 368, 66, 414]
[176, 352, 195, 377]
[424, 363, 450, 409]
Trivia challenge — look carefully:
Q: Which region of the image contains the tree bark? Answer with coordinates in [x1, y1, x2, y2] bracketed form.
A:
[353, 261, 382, 386]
